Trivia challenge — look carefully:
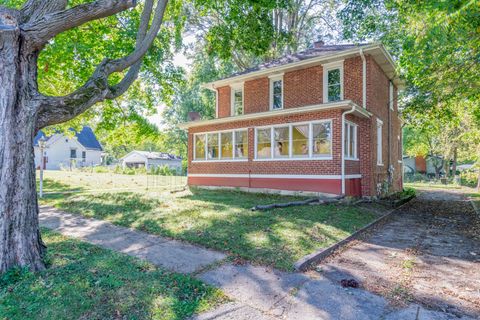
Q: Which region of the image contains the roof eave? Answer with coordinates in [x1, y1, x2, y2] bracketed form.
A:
[179, 100, 371, 129]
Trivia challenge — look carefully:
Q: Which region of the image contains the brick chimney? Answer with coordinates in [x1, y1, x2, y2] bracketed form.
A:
[313, 40, 325, 48]
[188, 112, 201, 122]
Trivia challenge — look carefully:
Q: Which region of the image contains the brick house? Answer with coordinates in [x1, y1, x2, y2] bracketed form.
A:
[180, 42, 403, 197]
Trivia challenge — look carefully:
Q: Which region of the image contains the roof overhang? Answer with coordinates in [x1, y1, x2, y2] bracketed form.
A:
[202, 43, 404, 91]
[179, 100, 371, 130]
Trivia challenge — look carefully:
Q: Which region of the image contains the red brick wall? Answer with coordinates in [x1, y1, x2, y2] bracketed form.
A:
[244, 78, 269, 114]
[284, 66, 323, 108]
[217, 86, 231, 118]
[344, 56, 363, 106]
[365, 56, 403, 196]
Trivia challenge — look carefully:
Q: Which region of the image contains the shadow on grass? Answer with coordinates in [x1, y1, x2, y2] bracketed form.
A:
[0, 230, 224, 320]
[43, 188, 377, 271]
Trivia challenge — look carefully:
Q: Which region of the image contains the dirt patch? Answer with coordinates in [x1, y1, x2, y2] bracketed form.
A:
[316, 188, 480, 318]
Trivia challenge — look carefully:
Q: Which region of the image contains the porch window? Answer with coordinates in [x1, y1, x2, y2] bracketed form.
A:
[207, 133, 219, 159]
[234, 130, 248, 159]
[256, 128, 272, 159]
[231, 86, 244, 116]
[344, 121, 358, 160]
[269, 75, 283, 110]
[194, 134, 206, 160]
[292, 124, 309, 157]
[312, 122, 332, 157]
[377, 119, 383, 165]
[273, 127, 290, 158]
[221, 132, 233, 159]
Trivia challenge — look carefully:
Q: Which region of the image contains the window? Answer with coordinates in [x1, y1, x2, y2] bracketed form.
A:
[269, 75, 283, 110]
[273, 127, 289, 158]
[234, 130, 248, 159]
[194, 134, 206, 160]
[207, 133, 219, 159]
[70, 149, 77, 159]
[323, 61, 343, 103]
[194, 130, 249, 161]
[292, 124, 309, 157]
[344, 122, 357, 160]
[377, 119, 383, 165]
[231, 85, 244, 116]
[221, 132, 233, 159]
[312, 122, 332, 157]
[389, 82, 394, 110]
[255, 120, 332, 160]
[256, 128, 272, 159]
[82, 151, 86, 161]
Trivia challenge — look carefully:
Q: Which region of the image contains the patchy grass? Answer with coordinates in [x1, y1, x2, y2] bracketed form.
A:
[404, 182, 462, 190]
[0, 230, 226, 320]
[40, 177, 378, 271]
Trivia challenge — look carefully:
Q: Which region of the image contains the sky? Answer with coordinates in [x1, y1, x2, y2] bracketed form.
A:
[147, 39, 193, 128]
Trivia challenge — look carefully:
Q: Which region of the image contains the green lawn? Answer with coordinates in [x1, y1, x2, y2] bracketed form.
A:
[39, 173, 378, 271]
[0, 230, 225, 320]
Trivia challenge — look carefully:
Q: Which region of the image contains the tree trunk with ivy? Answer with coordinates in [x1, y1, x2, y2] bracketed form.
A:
[0, 0, 167, 273]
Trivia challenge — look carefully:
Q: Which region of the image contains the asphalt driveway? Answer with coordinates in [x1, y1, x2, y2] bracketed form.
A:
[318, 187, 480, 319]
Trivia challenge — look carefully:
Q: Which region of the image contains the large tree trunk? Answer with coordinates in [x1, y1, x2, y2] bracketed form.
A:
[0, 25, 46, 273]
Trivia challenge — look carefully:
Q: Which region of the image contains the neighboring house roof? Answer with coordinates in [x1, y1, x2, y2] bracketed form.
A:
[122, 150, 182, 161]
[33, 126, 103, 151]
[203, 43, 403, 90]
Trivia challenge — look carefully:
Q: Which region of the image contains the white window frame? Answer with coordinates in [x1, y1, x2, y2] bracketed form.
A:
[269, 74, 284, 110]
[377, 119, 383, 165]
[230, 83, 244, 116]
[344, 121, 358, 160]
[193, 129, 249, 163]
[323, 60, 344, 103]
[389, 81, 394, 110]
[254, 119, 333, 161]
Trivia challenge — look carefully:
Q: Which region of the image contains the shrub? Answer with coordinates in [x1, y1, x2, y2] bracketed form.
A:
[459, 170, 478, 188]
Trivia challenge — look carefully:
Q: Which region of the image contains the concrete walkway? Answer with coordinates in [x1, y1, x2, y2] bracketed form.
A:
[39, 204, 476, 320]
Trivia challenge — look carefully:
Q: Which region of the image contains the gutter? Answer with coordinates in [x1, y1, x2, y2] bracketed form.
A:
[341, 106, 357, 195]
[359, 48, 367, 108]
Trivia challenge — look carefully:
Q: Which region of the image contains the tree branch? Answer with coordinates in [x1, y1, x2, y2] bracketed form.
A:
[20, 0, 68, 23]
[35, 0, 168, 129]
[22, 0, 137, 49]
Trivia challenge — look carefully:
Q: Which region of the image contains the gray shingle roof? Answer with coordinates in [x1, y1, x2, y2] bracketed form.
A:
[222, 43, 370, 80]
[133, 151, 182, 161]
[34, 126, 103, 151]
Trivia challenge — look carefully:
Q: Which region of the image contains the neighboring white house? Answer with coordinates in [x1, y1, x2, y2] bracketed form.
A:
[34, 126, 104, 170]
[121, 151, 182, 172]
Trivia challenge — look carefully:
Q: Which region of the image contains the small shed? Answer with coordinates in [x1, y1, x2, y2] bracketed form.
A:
[121, 151, 182, 172]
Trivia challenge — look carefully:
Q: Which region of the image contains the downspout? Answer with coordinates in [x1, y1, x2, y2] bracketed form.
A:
[360, 49, 366, 109]
[341, 106, 356, 195]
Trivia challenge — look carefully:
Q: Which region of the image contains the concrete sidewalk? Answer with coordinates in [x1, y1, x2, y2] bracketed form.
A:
[39, 205, 474, 320]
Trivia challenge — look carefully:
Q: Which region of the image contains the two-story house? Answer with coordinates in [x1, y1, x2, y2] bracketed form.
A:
[180, 42, 403, 197]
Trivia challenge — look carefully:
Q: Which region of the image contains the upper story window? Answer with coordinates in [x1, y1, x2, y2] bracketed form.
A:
[377, 119, 383, 165]
[344, 121, 358, 160]
[323, 61, 344, 103]
[269, 74, 283, 110]
[231, 83, 244, 116]
[389, 81, 394, 110]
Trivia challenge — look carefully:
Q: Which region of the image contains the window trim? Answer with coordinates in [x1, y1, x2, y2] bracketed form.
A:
[193, 128, 249, 163]
[344, 120, 358, 161]
[376, 118, 383, 165]
[254, 119, 333, 161]
[323, 60, 344, 103]
[230, 82, 244, 116]
[269, 74, 284, 110]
